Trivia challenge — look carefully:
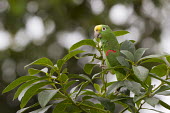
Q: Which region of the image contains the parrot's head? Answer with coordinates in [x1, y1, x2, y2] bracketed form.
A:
[94, 25, 112, 39]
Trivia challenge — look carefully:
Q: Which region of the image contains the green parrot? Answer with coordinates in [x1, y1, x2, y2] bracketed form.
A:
[94, 25, 125, 80]
[94, 25, 120, 68]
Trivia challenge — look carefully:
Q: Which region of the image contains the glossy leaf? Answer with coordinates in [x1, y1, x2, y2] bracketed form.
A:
[124, 80, 141, 95]
[157, 91, 170, 96]
[140, 58, 165, 64]
[150, 64, 167, 77]
[145, 97, 159, 107]
[113, 30, 129, 36]
[134, 48, 148, 62]
[94, 83, 101, 93]
[2, 76, 38, 94]
[20, 82, 53, 108]
[68, 74, 92, 83]
[107, 81, 124, 95]
[25, 57, 53, 68]
[139, 54, 169, 61]
[13, 76, 49, 100]
[116, 56, 130, 68]
[84, 64, 96, 75]
[69, 39, 96, 52]
[38, 89, 59, 107]
[28, 68, 47, 76]
[132, 66, 149, 82]
[120, 40, 136, 54]
[120, 50, 134, 61]
[16, 103, 39, 113]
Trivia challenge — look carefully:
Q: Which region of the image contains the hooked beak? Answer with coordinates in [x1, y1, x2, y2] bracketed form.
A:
[94, 31, 101, 38]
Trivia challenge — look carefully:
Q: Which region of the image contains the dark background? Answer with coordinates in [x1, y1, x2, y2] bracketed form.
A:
[0, 0, 169, 112]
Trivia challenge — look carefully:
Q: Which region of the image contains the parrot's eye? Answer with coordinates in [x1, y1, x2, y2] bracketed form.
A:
[102, 27, 106, 31]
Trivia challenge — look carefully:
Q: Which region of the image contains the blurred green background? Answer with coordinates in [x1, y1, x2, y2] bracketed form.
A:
[1, 0, 170, 113]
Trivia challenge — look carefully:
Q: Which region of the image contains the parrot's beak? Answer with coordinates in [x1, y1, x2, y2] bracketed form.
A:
[94, 25, 102, 38]
[94, 31, 101, 38]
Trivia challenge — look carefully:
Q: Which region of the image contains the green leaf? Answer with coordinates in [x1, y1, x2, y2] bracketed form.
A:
[113, 30, 129, 36]
[166, 56, 170, 64]
[132, 66, 149, 82]
[68, 74, 92, 83]
[28, 68, 41, 76]
[140, 58, 165, 64]
[150, 64, 167, 77]
[94, 83, 101, 93]
[134, 48, 148, 62]
[124, 80, 141, 95]
[107, 81, 124, 95]
[58, 74, 68, 82]
[157, 91, 170, 96]
[25, 57, 53, 68]
[13, 76, 49, 100]
[140, 54, 169, 61]
[95, 97, 115, 113]
[29, 105, 52, 113]
[38, 89, 59, 107]
[20, 81, 53, 108]
[120, 50, 134, 61]
[154, 85, 170, 94]
[159, 100, 170, 110]
[75, 81, 89, 98]
[69, 39, 96, 52]
[63, 50, 85, 61]
[16, 103, 39, 113]
[84, 64, 96, 75]
[64, 80, 79, 91]
[145, 97, 159, 107]
[116, 56, 130, 68]
[149, 73, 170, 85]
[120, 40, 136, 54]
[53, 100, 81, 113]
[56, 59, 64, 70]
[2, 76, 38, 94]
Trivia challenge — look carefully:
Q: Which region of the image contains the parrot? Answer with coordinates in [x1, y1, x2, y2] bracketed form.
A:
[94, 25, 125, 80]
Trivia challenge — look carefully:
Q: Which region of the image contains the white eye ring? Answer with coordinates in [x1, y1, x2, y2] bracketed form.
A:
[102, 27, 106, 31]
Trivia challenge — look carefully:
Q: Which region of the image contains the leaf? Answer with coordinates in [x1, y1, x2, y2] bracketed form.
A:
[145, 97, 159, 107]
[157, 91, 170, 96]
[140, 58, 165, 64]
[159, 100, 170, 110]
[29, 105, 52, 113]
[134, 48, 148, 62]
[84, 64, 96, 75]
[38, 89, 59, 107]
[120, 50, 134, 61]
[75, 81, 89, 98]
[20, 82, 53, 108]
[58, 74, 68, 82]
[53, 100, 81, 113]
[166, 56, 170, 64]
[132, 66, 149, 82]
[2, 76, 38, 94]
[116, 56, 130, 68]
[124, 80, 141, 95]
[120, 40, 136, 54]
[16, 103, 39, 113]
[64, 80, 79, 91]
[95, 97, 115, 113]
[13, 76, 49, 100]
[24, 57, 53, 68]
[150, 64, 167, 77]
[113, 30, 129, 36]
[63, 50, 85, 61]
[140, 54, 169, 61]
[68, 74, 92, 83]
[28, 68, 41, 76]
[69, 39, 96, 52]
[94, 83, 101, 93]
[149, 73, 170, 85]
[107, 81, 124, 95]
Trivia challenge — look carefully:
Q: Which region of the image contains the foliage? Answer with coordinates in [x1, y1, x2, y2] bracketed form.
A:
[2, 31, 170, 113]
